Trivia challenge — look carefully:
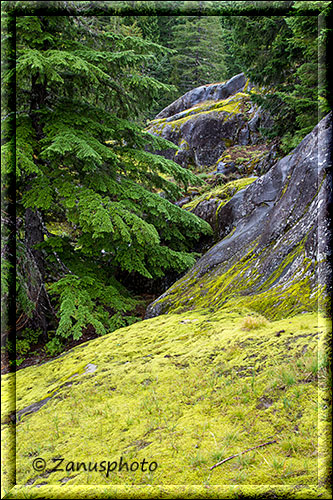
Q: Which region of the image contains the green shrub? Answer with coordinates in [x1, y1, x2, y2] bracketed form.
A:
[44, 336, 64, 357]
[16, 328, 41, 357]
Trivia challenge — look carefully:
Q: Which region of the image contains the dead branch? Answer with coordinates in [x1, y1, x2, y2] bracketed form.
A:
[210, 439, 277, 470]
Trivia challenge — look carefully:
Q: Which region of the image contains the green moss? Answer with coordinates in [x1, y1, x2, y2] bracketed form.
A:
[217, 146, 269, 175]
[147, 117, 167, 127]
[146, 119, 170, 137]
[2, 79, 330, 499]
[147, 93, 254, 140]
[152, 229, 328, 321]
[243, 77, 250, 92]
[171, 93, 251, 127]
[183, 177, 257, 212]
[2, 484, 332, 499]
[1, 306, 330, 495]
[179, 138, 190, 150]
[223, 139, 233, 149]
[175, 139, 190, 157]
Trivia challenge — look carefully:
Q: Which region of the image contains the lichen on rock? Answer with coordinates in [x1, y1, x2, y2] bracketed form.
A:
[146, 74, 273, 171]
[146, 113, 332, 321]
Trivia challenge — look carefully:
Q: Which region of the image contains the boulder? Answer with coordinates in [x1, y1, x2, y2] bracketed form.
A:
[145, 113, 332, 320]
[155, 73, 247, 120]
[146, 74, 273, 170]
[182, 177, 257, 236]
[190, 197, 220, 233]
[216, 161, 237, 175]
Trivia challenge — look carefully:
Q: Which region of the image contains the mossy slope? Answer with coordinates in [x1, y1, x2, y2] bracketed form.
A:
[182, 177, 257, 212]
[1, 307, 331, 498]
[146, 114, 331, 322]
[1, 93, 331, 500]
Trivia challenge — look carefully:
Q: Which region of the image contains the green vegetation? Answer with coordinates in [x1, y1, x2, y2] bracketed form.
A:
[220, 1, 331, 151]
[1, 3, 212, 345]
[182, 177, 257, 212]
[1, 307, 331, 495]
[1, 3, 330, 496]
[5, 328, 42, 368]
[241, 315, 268, 330]
[149, 91, 254, 132]
[149, 233, 328, 321]
[169, 15, 227, 94]
[1, 0, 330, 354]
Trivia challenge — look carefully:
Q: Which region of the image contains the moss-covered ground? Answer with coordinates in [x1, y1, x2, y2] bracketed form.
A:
[2, 80, 331, 500]
[1, 305, 331, 498]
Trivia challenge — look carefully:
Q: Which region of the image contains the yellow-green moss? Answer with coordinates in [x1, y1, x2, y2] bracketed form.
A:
[243, 78, 250, 92]
[217, 145, 269, 171]
[1, 307, 330, 496]
[2, 484, 332, 499]
[171, 93, 251, 127]
[147, 93, 254, 139]
[2, 80, 331, 498]
[153, 227, 328, 322]
[175, 139, 190, 157]
[183, 177, 257, 212]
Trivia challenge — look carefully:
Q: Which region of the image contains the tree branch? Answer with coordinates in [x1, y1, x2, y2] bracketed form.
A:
[210, 440, 277, 470]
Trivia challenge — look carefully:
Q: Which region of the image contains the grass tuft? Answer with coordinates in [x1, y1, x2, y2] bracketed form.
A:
[241, 315, 268, 330]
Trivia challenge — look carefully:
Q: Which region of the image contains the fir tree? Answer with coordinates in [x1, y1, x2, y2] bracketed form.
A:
[170, 14, 227, 93]
[2, 3, 212, 342]
[219, 0, 330, 151]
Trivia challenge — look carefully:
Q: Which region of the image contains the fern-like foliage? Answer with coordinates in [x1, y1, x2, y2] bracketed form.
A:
[47, 274, 138, 339]
[2, 6, 212, 342]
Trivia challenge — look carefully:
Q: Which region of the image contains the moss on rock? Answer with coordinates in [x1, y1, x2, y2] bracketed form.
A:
[147, 92, 254, 135]
[147, 237, 327, 322]
[1, 307, 331, 496]
[145, 85, 269, 171]
[183, 177, 257, 212]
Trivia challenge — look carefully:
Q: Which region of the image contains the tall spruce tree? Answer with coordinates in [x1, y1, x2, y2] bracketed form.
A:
[2, 5, 212, 343]
[169, 14, 227, 94]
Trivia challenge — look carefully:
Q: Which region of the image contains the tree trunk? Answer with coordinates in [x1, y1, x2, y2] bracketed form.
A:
[16, 240, 50, 337]
[21, 49, 51, 335]
[24, 208, 45, 278]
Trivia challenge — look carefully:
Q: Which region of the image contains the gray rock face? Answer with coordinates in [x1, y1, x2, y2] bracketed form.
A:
[190, 198, 221, 234]
[216, 161, 237, 175]
[155, 73, 247, 120]
[145, 113, 332, 319]
[146, 74, 273, 170]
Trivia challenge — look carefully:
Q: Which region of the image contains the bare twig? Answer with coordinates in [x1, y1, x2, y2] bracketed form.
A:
[16, 312, 29, 331]
[210, 440, 277, 470]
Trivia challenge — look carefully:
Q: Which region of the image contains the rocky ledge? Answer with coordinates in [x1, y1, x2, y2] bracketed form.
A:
[146, 112, 332, 320]
[146, 73, 275, 173]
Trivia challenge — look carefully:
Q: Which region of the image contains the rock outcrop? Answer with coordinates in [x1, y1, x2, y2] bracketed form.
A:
[181, 177, 258, 237]
[155, 73, 248, 119]
[2, 83, 331, 496]
[146, 113, 332, 320]
[146, 73, 274, 172]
